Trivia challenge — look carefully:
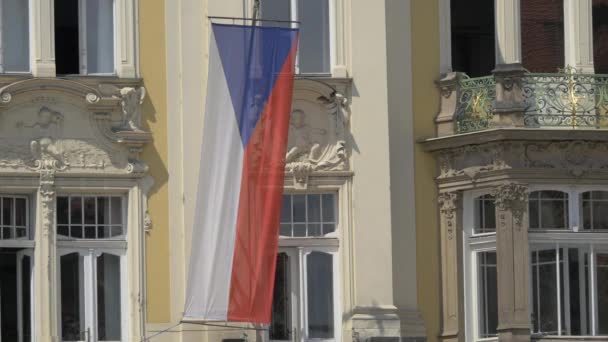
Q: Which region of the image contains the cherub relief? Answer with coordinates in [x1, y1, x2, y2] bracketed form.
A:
[286, 109, 327, 163]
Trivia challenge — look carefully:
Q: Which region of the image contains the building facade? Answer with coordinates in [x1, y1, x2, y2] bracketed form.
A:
[422, 0, 608, 341]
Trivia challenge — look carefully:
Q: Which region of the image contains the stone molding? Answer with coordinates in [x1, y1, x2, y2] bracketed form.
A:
[492, 183, 529, 228]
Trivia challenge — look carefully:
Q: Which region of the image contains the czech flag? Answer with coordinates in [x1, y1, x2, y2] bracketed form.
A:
[183, 23, 298, 324]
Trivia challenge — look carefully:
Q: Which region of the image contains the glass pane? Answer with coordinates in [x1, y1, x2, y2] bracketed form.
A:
[322, 194, 335, 222]
[281, 195, 292, 222]
[583, 199, 592, 230]
[16, 227, 26, 238]
[58, 225, 69, 237]
[478, 252, 498, 338]
[261, 0, 291, 28]
[593, 0, 608, 73]
[474, 195, 496, 234]
[598, 253, 608, 334]
[70, 226, 83, 239]
[293, 195, 306, 222]
[1, 227, 9, 239]
[270, 253, 291, 340]
[110, 197, 122, 224]
[84, 197, 96, 224]
[15, 198, 26, 227]
[97, 253, 122, 341]
[307, 195, 321, 222]
[57, 197, 69, 224]
[529, 200, 540, 229]
[293, 224, 306, 237]
[61, 253, 83, 341]
[21, 255, 32, 342]
[2, 0, 29, 72]
[298, 0, 330, 74]
[323, 223, 335, 235]
[280, 223, 292, 237]
[307, 252, 334, 338]
[521, 0, 565, 72]
[70, 197, 82, 224]
[592, 201, 608, 230]
[86, 0, 114, 74]
[98, 197, 109, 225]
[99, 226, 111, 239]
[450, 0, 495, 77]
[2, 197, 12, 225]
[308, 223, 321, 237]
[110, 226, 122, 237]
[0, 253, 17, 341]
[532, 249, 559, 334]
[84, 226, 96, 239]
[540, 200, 566, 229]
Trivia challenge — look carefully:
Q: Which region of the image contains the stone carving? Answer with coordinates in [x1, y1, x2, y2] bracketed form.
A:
[524, 141, 608, 177]
[39, 169, 56, 236]
[437, 143, 511, 180]
[29, 137, 67, 171]
[438, 192, 459, 240]
[492, 183, 528, 227]
[117, 87, 146, 131]
[286, 92, 349, 188]
[143, 210, 152, 233]
[16, 106, 63, 135]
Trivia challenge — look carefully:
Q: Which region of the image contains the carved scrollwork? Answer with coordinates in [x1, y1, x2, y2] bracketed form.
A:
[492, 183, 528, 227]
[438, 192, 459, 240]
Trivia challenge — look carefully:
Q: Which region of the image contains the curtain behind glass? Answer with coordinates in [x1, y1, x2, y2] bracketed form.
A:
[521, 0, 565, 72]
[307, 252, 334, 338]
[2, 0, 29, 72]
[97, 253, 122, 341]
[87, 0, 114, 74]
[298, 0, 330, 74]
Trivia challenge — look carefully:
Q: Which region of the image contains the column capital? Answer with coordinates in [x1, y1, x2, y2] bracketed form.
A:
[493, 183, 528, 225]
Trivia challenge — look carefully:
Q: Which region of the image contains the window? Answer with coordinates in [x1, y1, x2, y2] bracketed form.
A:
[268, 193, 339, 342]
[55, 0, 115, 75]
[529, 191, 568, 230]
[57, 194, 127, 342]
[0, 0, 29, 72]
[56, 196, 124, 240]
[521, 0, 565, 72]
[260, 0, 331, 74]
[529, 188, 608, 337]
[0, 250, 33, 342]
[280, 194, 337, 237]
[0, 196, 28, 240]
[593, 0, 608, 73]
[450, 0, 495, 77]
[465, 193, 498, 341]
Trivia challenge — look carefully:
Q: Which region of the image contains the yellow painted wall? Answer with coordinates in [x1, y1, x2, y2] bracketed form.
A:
[139, 0, 171, 323]
[412, 1, 441, 341]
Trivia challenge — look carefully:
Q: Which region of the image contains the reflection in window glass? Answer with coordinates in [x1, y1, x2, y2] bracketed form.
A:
[582, 192, 608, 230]
[298, 0, 330, 74]
[86, 0, 114, 74]
[280, 194, 337, 237]
[593, 0, 608, 74]
[2, 0, 29, 72]
[61, 253, 83, 341]
[521, 0, 564, 72]
[474, 195, 496, 234]
[529, 191, 568, 229]
[307, 252, 334, 338]
[270, 253, 291, 341]
[97, 254, 122, 341]
[477, 251, 498, 338]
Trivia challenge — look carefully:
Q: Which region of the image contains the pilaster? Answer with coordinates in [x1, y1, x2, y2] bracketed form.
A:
[438, 191, 462, 342]
[492, 183, 531, 342]
[492, 63, 527, 128]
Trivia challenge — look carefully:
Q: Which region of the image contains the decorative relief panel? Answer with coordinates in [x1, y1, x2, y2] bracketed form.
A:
[287, 84, 350, 188]
[436, 140, 608, 181]
[0, 79, 151, 177]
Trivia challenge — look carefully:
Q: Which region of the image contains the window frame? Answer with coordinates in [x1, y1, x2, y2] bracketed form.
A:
[259, 0, 336, 76]
[528, 185, 608, 338]
[464, 189, 499, 342]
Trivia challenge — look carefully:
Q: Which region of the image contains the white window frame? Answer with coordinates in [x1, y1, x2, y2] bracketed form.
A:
[528, 184, 608, 338]
[56, 248, 128, 342]
[464, 189, 498, 342]
[258, 0, 336, 76]
[77, 0, 117, 76]
[56, 194, 127, 241]
[265, 190, 341, 342]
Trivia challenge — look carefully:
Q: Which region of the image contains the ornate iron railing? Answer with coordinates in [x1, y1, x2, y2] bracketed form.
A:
[523, 66, 608, 128]
[455, 75, 495, 133]
[453, 67, 608, 134]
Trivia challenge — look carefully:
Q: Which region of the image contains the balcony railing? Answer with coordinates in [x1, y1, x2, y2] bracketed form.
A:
[437, 66, 608, 135]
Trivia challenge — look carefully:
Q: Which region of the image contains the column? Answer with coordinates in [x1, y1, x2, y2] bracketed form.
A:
[492, 183, 531, 342]
[31, 0, 56, 76]
[34, 169, 58, 341]
[495, 0, 522, 65]
[564, 0, 594, 72]
[438, 191, 462, 342]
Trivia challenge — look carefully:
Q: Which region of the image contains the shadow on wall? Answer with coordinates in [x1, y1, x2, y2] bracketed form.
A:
[140, 84, 168, 198]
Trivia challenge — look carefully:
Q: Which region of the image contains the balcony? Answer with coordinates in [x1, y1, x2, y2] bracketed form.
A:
[436, 64, 608, 136]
